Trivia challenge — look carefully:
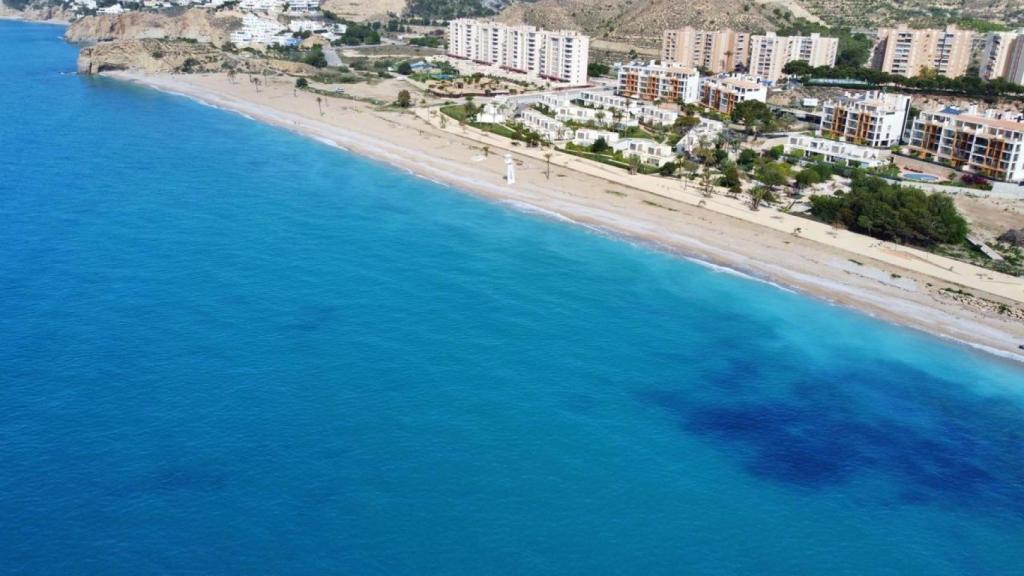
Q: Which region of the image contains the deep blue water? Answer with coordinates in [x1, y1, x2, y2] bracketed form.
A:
[2, 21, 1024, 575]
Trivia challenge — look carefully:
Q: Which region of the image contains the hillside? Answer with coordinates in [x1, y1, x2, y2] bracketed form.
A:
[496, 0, 1024, 46]
[498, 0, 794, 46]
[797, 0, 1024, 29]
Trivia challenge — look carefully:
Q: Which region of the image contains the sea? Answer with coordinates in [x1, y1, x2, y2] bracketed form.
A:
[1, 20, 1023, 575]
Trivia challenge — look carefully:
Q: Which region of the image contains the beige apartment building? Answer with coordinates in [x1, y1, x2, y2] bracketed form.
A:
[661, 28, 751, 74]
[661, 28, 838, 82]
[873, 25, 975, 78]
[748, 32, 838, 82]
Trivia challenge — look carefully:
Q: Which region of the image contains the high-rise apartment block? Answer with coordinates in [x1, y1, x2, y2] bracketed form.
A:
[872, 25, 975, 78]
[447, 19, 590, 86]
[660, 28, 837, 82]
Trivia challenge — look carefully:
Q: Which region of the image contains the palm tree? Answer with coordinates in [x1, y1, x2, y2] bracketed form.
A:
[316, 96, 323, 116]
[482, 145, 491, 158]
[544, 152, 553, 179]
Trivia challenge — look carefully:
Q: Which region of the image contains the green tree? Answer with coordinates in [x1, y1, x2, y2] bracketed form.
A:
[731, 100, 773, 134]
[396, 89, 412, 108]
[397, 61, 413, 75]
[809, 174, 969, 246]
[295, 77, 309, 89]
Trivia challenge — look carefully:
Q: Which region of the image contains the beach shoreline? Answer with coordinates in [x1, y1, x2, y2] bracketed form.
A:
[105, 70, 1024, 362]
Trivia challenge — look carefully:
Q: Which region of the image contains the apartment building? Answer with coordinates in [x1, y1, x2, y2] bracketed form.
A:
[819, 91, 912, 148]
[907, 106, 1024, 182]
[698, 75, 767, 115]
[447, 19, 590, 86]
[873, 25, 975, 78]
[661, 27, 751, 74]
[748, 32, 838, 82]
[615, 61, 700, 103]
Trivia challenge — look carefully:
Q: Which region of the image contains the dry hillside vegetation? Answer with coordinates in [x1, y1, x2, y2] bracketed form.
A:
[321, 0, 408, 21]
[499, 0, 808, 46]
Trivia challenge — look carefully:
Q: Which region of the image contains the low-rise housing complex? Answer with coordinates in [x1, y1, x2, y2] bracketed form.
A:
[615, 61, 700, 103]
[447, 19, 590, 86]
[519, 109, 574, 142]
[230, 13, 289, 46]
[907, 106, 1024, 182]
[819, 91, 912, 148]
[613, 139, 675, 167]
[572, 129, 620, 147]
[785, 135, 889, 168]
[698, 75, 767, 114]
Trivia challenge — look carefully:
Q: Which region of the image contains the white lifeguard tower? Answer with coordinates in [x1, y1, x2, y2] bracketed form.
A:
[505, 153, 515, 185]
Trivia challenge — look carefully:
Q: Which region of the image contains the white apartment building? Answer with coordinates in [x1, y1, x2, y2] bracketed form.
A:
[819, 91, 912, 148]
[239, 0, 285, 11]
[785, 135, 889, 167]
[613, 139, 675, 167]
[230, 13, 287, 46]
[615, 61, 700, 103]
[748, 32, 838, 82]
[908, 106, 1024, 182]
[447, 19, 590, 86]
[698, 75, 767, 114]
[573, 129, 620, 147]
[519, 109, 574, 142]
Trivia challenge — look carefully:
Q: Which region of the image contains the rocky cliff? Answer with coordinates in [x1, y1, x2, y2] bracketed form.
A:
[65, 8, 241, 45]
[0, 0, 72, 23]
[76, 38, 321, 76]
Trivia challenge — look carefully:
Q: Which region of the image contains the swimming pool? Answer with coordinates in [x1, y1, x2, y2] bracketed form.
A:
[902, 172, 940, 182]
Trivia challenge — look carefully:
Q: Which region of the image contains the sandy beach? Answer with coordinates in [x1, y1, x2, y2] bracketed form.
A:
[106, 70, 1024, 361]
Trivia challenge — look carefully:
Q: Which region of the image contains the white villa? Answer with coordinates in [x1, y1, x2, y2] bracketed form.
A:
[476, 100, 513, 124]
[636, 105, 679, 127]
[573, 129, 620, 147]
[520, 109, 574, 141]
[785, 135, 889, 167]
[613, 138, 675, 167]
[675, 118, 725, 154]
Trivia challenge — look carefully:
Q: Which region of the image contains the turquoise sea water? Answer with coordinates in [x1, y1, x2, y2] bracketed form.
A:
[2, 21, 1024, 575]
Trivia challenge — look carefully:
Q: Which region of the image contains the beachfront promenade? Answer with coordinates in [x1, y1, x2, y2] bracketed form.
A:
[416, 107, 1024, 305]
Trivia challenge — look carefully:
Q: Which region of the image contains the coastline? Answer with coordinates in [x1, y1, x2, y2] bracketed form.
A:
[105, 70, 1024, 362]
